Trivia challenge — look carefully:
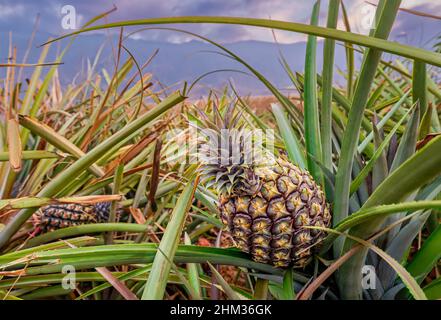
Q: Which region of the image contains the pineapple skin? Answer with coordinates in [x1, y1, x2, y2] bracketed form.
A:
[219, 159, 331, 268]
[32, 202, 111, 233]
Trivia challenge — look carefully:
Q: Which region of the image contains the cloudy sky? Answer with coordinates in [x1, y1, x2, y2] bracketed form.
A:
[0, 0, 440, 44]
[0, 0, 440, 94]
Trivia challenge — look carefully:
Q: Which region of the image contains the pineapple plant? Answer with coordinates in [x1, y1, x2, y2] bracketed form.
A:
[196, 104, 331, 268]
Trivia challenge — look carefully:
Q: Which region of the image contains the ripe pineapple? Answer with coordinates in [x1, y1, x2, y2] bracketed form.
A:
[32, 202, 112, 233]
[196, 104, 331, 268]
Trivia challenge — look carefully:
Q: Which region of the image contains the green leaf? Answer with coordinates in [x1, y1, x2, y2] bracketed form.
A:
[357, 91, 410, 154]
[303, 0, 323, 183]
[419, 104, 433, 140]
[142, 177, 197, 300]
[412, 60, 428, 118]
[184, 233, 202, 300]
[423, 277, 441, 300]
[362, 136, 441, 208]
[271, 103, 307, 169]
[253, 278, 269, 300]
[0, 150, 59, 161]
[20, 285, 72, 299]
[321, 0, 340, 190]
[406, 224, 441, 284]
[105, 163, 124, 244]
[350, 106, 412, 194]
[390, 103, 420, 172]
[2, 237, 99, 260]
[0, 289, 21, 300]
[281, 268, 295, 300]
[340, 1, 355, 98]
[372, 122, 388, 190]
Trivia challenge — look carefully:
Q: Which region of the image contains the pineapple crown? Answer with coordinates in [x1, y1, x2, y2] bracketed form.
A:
[190, 101, 267, 196]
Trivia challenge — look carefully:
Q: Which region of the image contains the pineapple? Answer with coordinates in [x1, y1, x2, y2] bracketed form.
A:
[196, 104, 331, 268]
[32, 202, 112, 234]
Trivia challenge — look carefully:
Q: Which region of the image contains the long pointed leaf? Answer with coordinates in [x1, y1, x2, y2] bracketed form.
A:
[142, 177, 198, 300]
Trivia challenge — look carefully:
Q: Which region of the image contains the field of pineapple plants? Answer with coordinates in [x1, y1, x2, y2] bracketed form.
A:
[0, 0, 440, 302]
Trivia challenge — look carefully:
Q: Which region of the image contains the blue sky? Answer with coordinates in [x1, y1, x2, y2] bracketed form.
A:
[0, 0, 440, 95]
